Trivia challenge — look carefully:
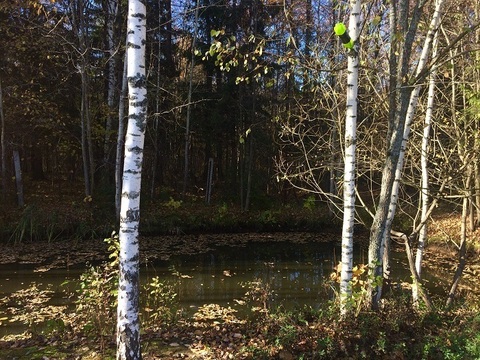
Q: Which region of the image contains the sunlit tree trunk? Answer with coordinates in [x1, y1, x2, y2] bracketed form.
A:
[413, 29, 439, 305]
[339, 0, 361, 316]
[380, 0, 401, 285]
[369, 0, 443, 309]
[116, 0, 147, 358]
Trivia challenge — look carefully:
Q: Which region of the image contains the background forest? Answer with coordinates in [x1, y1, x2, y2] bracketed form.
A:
[1, 0, 480, 359]
[0, 0, 479, 229]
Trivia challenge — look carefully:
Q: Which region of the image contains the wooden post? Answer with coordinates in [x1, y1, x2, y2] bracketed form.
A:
[13, 150, 24, 207]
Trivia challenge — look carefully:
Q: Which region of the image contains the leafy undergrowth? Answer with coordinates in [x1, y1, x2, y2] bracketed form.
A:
[1, 183, 479, 358]
[1, 277, 479, 360]
[1, 302, 479, 359]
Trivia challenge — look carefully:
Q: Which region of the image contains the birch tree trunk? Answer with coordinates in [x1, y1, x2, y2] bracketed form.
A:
[116, 0, 147, 358]
[368, 0, 444, 308]
[339, 0, 361, 316]
[413, 29, 439, 305]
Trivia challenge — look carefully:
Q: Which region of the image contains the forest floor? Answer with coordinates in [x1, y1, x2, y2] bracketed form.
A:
[0, 180, 479, 359]
[0, 219, 478, 359]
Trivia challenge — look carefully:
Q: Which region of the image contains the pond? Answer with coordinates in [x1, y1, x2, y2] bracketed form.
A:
[0, 233, 446, 338]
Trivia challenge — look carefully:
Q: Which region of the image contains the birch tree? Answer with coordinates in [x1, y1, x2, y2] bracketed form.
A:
[413, 28, 439, 305]
[116, 0, 147, 358]
[334, 0, 361, 315]
[368, 0, 444, 308]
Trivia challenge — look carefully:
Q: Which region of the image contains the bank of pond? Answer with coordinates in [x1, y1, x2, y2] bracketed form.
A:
[0, 234, 478, 359]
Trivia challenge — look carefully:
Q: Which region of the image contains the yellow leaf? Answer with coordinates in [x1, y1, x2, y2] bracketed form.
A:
[372, 15, 381, 26]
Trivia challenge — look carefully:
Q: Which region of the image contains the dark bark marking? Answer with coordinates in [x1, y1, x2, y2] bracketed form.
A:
[127, 42, 141, 49]
[128, 73, 146, 88]
[126, 209, 140, 222]
[121, 190, 140, 198]
[131, 13, 146, 20]
[128, 112, 147, 132]
[128, 146, 143, 155]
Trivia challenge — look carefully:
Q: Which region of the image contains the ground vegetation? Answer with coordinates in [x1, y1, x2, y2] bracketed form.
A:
[0, 0, 480, 357]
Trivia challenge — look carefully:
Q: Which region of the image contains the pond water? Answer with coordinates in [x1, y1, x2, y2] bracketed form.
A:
[0, 235, 444, 338]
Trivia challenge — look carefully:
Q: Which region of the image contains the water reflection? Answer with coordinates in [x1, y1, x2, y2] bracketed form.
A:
[1, 238, 444, 337]
[143, 241, 366, 308]
[0, 241, 370, 309]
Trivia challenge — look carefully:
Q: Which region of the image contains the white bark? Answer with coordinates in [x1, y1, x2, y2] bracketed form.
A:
[413, 29, 439, 305]
[116, 0, 147, 358]
[339, 0, 361, 316]
[374, 0, 444, 305]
